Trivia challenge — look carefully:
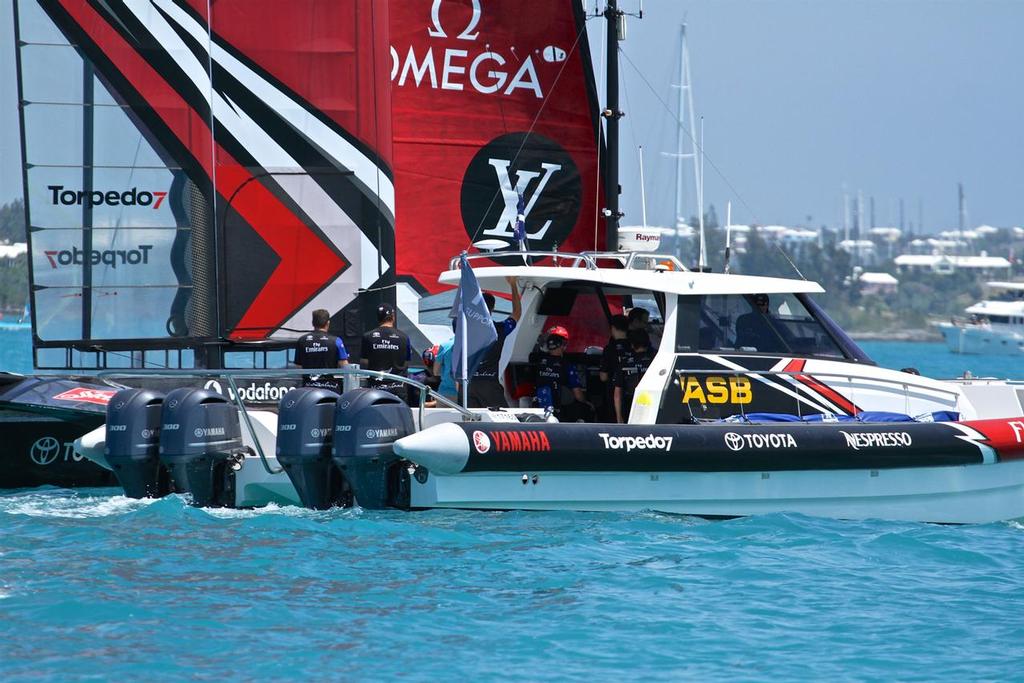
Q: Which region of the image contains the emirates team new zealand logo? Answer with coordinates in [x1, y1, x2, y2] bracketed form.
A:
[460, 132, 581, 254]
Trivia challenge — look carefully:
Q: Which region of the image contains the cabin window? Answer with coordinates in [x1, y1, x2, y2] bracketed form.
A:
[536, 283, 664, 352]
[676, 293, 850, 359]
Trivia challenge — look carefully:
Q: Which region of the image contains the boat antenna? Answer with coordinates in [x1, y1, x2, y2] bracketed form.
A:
[724, 200, 733, 274]
[697, 116, 707, 270]
[638, 145, 648, 229]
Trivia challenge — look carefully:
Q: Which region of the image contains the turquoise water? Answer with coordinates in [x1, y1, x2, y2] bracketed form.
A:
[2, 328, 1024, 679]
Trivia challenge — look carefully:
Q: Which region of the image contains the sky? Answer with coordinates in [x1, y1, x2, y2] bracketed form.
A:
[1, 0, 1022, 232]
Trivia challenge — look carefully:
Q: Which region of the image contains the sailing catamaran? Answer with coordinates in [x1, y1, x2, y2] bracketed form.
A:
[9, 0, 1024, 522]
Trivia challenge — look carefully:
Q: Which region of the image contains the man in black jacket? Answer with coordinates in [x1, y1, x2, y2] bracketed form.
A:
[294, 308, 348, 393]
[360, 304, 412, 401]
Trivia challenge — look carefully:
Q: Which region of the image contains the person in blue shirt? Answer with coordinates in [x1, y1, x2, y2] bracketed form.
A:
[294, 308, 348, 393]
[433, 331, 458, 402]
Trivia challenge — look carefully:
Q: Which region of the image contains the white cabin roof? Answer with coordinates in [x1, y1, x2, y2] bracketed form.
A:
[894, 254, 1012, 269]
[985, 281, 1024, 292]
[439, 263, 824, 297]
[0, 242, 27, 259]
[966, 301, 1024, 316]
[859, 271, 899, 285]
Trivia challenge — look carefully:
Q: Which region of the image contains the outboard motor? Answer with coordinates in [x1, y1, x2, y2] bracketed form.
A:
[276, 388, 350, 510]
[332, 388, 416, 509]
[159, 388, 245, 507]
[104, 388, 169, 499]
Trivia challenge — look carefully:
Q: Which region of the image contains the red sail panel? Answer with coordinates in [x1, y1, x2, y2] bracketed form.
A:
[203, 0, 395, 340]
[390, 0, 604, 294]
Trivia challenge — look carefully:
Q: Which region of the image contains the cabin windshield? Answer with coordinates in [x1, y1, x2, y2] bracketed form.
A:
[676, 292, 870, 361]
[534, 282, 665, 352]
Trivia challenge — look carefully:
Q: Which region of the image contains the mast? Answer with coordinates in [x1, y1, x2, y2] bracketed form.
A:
[82, 60, 95, 343]
[669, 23, 699, 257]
[603, 0, 624, 247]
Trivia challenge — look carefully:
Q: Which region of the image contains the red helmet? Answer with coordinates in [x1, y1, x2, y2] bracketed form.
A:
[546, 325, 570, 340]
[421, 344, 439, 367]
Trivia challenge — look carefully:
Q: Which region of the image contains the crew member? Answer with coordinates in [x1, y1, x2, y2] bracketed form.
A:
[467, 277, 522, 407]
[598, 314, 631, 421]
[432, 327, 458, 402]
[627, 307, 650, 332]
[294, 308, 348, 393]
[535, 326, 590, 421]
[614, 329, 654, 423]
[735, 293, 794, 353]
[360, 304, 412, 401]
[408, 346, 440, 407]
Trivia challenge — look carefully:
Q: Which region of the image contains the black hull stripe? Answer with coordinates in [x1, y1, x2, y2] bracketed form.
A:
[458, 423, 984, 473]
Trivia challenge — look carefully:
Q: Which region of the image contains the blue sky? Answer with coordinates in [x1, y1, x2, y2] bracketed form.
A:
[2, 0, 1022, 231]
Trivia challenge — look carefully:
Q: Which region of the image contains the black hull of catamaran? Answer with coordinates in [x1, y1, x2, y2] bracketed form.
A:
[0, 408, 114, 489]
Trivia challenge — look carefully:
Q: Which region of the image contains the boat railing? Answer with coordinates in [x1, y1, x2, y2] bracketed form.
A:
[672, 367, 962, 420]
[96, 366, 478, 476]
[449, 250, 689, 272]
[452, 251, 599, 270]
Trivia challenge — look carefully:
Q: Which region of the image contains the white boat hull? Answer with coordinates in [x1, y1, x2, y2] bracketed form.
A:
[939, 323, 1024, 355]
[409, 460, 1024, 524]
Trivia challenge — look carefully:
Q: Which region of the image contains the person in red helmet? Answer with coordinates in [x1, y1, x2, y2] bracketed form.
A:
[534, 326, 590, 421]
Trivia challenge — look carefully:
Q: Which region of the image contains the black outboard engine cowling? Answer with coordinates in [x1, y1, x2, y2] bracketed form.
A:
[332, 388, 415, 509]
[276, 388, 350, 510]
[159, 388, 245, 507]
[105, 388, 169, 499]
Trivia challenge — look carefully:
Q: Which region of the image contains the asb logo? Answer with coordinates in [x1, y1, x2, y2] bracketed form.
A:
[472, 430, 491, 454]
[30, 436, 61, 466]
[680, 376, 753, 405]
[461, 132, 581, 253]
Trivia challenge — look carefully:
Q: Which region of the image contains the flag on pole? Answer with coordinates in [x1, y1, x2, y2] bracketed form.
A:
[513, 191, 527, 246]
[449, 253, 498, 389]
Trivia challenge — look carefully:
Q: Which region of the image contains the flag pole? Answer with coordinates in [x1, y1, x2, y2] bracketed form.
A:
[460, 307, 469, 409]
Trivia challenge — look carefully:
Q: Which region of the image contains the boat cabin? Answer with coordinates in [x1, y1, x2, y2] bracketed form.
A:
[439, 251, 966, 424]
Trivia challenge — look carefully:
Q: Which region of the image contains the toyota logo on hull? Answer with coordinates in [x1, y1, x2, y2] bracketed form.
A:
[48, 185, 167, 210]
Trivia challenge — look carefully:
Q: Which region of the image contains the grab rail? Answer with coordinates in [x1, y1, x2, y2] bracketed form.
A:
[450, 251, 598, 270]
[96, 366, 478, 476]
[448, 250, 690, 273]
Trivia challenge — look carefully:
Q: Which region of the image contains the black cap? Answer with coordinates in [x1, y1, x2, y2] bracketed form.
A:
[377, 303, 396, 322]
[753, 293, 769, 305]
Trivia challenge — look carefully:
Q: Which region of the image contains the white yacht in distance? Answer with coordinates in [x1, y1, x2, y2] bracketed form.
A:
[938, 282, 1024, 355]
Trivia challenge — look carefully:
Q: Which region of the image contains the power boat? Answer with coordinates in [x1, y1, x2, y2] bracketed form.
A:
[14, 0, 1024, 522]
[75, 248, 1024, 523]
[938, 282, 1024, 355]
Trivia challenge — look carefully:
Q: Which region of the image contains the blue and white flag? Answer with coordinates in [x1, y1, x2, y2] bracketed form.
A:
[449, 253, 498, 383]
[513, 191, 527, 244]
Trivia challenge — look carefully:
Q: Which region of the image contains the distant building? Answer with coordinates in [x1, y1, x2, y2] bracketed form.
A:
[893, 254, 1012, 275]
[0, 242, 27, 267]
[858, 271, 899, 296]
